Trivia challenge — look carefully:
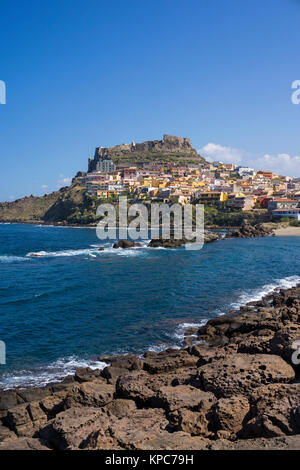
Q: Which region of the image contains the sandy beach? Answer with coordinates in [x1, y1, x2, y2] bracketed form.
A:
[274, 226, 300, 236]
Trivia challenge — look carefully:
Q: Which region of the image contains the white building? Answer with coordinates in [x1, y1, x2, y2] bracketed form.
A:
[272, 208, 300, 220]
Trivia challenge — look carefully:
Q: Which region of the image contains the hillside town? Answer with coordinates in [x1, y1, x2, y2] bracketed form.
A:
[75, 135, 300, 222]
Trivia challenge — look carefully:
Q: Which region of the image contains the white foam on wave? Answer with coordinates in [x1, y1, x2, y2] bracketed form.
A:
[0, 356, 107, 390]
[147, 343, 181, 354]
[147, 321, 207, 353]
[0, 255, 31, 263]
[217, 275, 300, 315]
[26, 248, 100, 258]
[91, 243, 149, 257]
[169, 276, 300, 347]
[26, 243, 150, 259]
[172, 321, 207, 342]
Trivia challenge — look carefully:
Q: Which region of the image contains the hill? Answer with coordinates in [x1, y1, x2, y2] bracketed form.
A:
[0, 134, 208, 225]
[0, 185, 99, 225]
[0, 191, 62, 223]
[88, 134, 206, 170]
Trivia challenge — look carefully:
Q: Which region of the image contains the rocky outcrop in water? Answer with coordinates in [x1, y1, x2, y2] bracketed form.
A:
[113, 240, 142, 249]
[148, 231, 222, 248]
[0, 285, 299, 450]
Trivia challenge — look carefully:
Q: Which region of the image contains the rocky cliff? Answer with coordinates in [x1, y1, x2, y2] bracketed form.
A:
[88, 134, 206, 171]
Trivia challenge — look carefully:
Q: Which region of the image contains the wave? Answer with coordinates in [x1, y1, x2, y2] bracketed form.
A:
[0, 255, 31, 264]
[26, 248, 99, 258]
[166, 276, 300, 347]
[26, 243, 150, 259]
[165, 276, 300, 348]
[172, 321, 207, 343]
[217, 275, 300, 315]
[0, 356, 107, 390]
[147, 343, 181, 354]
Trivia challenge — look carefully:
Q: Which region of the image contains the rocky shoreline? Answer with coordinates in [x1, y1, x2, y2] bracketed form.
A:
[0, 283, 299, 450]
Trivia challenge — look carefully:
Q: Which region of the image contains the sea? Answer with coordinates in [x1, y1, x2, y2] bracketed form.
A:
[0, 222, 299, 389]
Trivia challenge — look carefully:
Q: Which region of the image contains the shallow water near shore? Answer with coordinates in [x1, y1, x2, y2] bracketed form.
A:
[0, 223, 300, 389]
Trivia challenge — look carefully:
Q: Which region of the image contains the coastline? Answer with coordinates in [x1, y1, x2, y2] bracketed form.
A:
[274, 226, 300, 236]
[0, 281, 299, 450]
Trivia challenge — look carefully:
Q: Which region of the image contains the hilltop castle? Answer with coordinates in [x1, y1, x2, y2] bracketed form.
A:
[88, 134, 202, 172]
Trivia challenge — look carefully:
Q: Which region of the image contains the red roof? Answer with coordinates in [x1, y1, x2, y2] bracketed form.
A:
[272, 208, 300, 212]
[272, 198, 295, 202]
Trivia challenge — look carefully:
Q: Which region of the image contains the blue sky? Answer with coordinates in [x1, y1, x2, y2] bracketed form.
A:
[0, 0, 300, 201]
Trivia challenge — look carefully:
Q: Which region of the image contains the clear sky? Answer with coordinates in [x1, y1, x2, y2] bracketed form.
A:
[0, 0, 300, 201]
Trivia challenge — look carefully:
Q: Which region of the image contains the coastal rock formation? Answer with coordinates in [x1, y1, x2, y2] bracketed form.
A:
[226, 224, 274, 239]
[148, 231, 221, 248]
[198, 354, 295, 398]
[0, 284, 300, 450]
[240, 383, 300, 438]
[113, 240, 142, 249]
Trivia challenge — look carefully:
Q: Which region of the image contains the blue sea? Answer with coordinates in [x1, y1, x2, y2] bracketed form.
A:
[0, 223, 299, 389]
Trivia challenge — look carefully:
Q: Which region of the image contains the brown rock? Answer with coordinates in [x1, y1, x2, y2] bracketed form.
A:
[104, 399, 137, 418]
[116, 371, 154, 404]
[137, 431, 209, 450]
[0, 424, 15, 442]
[240, 383, 300, 438]
[143, 349, 198, 374]
[188, 345, 227, 366]
[74, 367, 103, 383]
[0, 390, 18, 411]
[269, 325, 300, 366]
[99, 353, 144, 371]
[199, 354, 295, 398]
[64, 381, 115, 408]
[153, 385, 216, 412]
[16, 386, 51, 404]
[39, 395, 66, 419]
[113, 240, 142, 249]
[109, 408, 168, 449]
[212, 395, 250, 434]
[236, 329, 275, 354]
[210, 434, 300, 450]
[27, 401, 48, 427]
[101, 366, 130, 383]
[39, 407, 114, 450]
[5, 404, 36, 437]
[206, 309, 284, 336]
[169, 409, 213, 438]
[0, 437, 50, 450]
